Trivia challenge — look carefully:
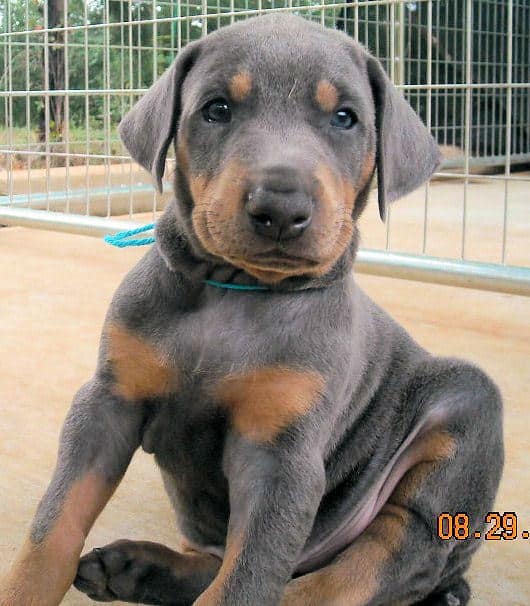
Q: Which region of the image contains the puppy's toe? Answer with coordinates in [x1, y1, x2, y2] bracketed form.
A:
[74, 549, 117, 601]
[416, 578, 470, 606]
[96, 545, 130, 576]
[444, 593, 461, 606]
[74, 541, 148, 602]
[107, 561, 148, 599]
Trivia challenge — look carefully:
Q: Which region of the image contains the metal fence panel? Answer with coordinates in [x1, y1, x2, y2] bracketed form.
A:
[1, 0, 529, 294]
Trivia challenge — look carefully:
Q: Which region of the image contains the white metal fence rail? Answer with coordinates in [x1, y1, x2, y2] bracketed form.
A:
[1, 0, 529, 295]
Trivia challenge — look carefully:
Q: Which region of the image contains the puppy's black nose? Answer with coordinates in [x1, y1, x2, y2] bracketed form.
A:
[246, 168, 312, 241]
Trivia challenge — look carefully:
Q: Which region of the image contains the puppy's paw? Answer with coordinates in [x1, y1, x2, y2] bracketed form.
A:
[74, 539, 179, 604]
[415, 578, 470, 606]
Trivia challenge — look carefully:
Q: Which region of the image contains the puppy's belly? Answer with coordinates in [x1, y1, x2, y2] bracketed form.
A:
[161, 402, 452, 573]
[296, 404, 451, 573]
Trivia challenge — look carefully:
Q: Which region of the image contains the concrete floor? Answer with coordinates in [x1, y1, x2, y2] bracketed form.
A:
[0, 225, 529, 605]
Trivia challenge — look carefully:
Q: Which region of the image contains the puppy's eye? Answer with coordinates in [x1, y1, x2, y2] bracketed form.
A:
[330, 108, 357, 130]
[202, 98, 232, 123]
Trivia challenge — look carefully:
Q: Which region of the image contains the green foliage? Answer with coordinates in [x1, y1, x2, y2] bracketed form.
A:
[1, 0, 342, 136]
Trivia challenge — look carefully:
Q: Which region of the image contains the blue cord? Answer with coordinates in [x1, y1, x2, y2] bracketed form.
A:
[204, 279, 269, 291]
[104, 223, 269, 291]
[104, 223, 156, 247]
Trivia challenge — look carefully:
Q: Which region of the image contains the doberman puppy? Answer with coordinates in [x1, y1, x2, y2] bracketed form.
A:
[0, 14, 503, 606]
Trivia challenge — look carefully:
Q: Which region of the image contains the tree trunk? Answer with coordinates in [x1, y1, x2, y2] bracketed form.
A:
[38, 0, 65, 144]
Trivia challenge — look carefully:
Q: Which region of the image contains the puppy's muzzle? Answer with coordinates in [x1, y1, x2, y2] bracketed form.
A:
[246, 165, 313, 242]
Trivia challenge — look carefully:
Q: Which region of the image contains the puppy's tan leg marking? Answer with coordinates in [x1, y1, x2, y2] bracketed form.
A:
[215, 366, 325, 442]
[283, 503, 408, 606]
[106, 323, 179, 401]
[390, 430, 456, 503]
[193, 533, 244, 606]
[315, 80, 339, 112]
[282, 431, 456, 606]
[0, 472, 115, 606]
[229, 71, 252, 102]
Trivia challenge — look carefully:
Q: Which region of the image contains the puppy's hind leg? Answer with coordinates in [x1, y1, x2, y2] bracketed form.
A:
[75, 540, 221, 605]
[282, 359, 503, 606]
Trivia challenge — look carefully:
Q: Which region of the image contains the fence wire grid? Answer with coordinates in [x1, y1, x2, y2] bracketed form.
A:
[0, 0, 529, 294]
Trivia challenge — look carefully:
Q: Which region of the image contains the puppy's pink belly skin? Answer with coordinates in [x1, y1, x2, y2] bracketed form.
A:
[296, 405, 450, 574]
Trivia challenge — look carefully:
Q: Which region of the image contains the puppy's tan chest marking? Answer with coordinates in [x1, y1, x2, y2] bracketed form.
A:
[214, 367, 325, 442]
[106, 324, 179, 401]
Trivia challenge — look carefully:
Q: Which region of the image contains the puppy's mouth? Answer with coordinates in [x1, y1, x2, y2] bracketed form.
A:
[250, 250, 317, 268]
[225, 249, 321, 283]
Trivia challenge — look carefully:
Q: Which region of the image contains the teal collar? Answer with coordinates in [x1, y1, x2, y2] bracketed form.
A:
[204, 279, 269, 291]
[104, 224, 269, 292]
[104, 223, 156, 247]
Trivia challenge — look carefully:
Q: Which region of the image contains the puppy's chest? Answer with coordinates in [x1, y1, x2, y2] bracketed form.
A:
[109, 302, 260, 401]
[109, 295, 334, 449]
[129, 312, 243, 464]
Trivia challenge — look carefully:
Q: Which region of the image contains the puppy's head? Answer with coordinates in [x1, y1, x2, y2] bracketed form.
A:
[119, 14, 440, 284]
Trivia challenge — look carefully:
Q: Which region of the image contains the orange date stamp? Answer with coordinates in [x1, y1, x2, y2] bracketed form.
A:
[437, 512, 529, 541]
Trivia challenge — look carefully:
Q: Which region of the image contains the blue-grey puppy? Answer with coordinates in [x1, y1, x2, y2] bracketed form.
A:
[0, 14, 503, 606]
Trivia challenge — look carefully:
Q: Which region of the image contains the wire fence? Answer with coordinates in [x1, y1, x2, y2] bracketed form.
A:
[0, 0, 529, 294]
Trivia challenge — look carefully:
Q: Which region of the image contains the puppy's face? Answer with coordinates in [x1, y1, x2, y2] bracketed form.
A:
[176, 19, 376, 283]
[119, 15, 439, 284]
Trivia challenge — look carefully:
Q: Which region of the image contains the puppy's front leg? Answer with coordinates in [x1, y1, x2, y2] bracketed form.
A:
[192, 368, 327, 606]
[0, 378, 143, 606]
[195, 437, 325, 606]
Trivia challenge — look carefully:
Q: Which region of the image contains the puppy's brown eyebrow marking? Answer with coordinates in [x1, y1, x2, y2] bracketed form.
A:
[229, 71, 252, 102]
[315, 80, 339, 112]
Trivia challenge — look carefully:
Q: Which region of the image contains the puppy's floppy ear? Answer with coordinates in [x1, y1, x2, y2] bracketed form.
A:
[366, 54, 441, 221]
[118, 41, 200, 193]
